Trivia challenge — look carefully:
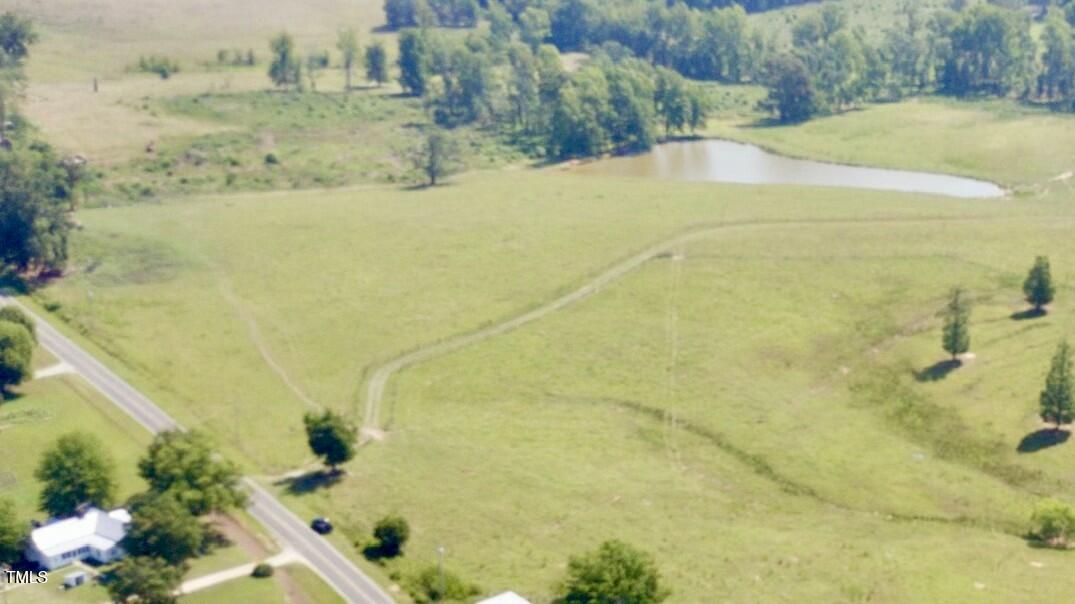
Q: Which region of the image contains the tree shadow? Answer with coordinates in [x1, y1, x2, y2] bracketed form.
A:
[1017, 429, 1070, 453]
[1011, 308, 1046, 321]
[274, 469, 342, 495]
[361, 543, 394, 563]
[913, 359, 962, 382]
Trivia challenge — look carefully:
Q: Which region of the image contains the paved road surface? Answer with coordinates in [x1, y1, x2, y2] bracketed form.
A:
[1, 296, 393, 604]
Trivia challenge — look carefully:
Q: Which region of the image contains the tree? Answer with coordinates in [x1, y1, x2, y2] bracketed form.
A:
[941, 287, 970, 360]
[519, 7, 551, 50]
[365, 42, 388, 87]
[1030, 499, 1075, 548]
[268, 31, 302, 90]
[35, 432, 117, 517]
[0, 321, 31, 394]
[397, 29, 429, 96]
[0, 497, 23, 565]
[558, 540, 669, 604]
[762, 54, 816, 123]
[305, 49, 328, 92]
[372, 515, 410, 557]
[411, 128, 462, 186]
[1024, 256, 1055, 313]
[337, 29, 359, 91]
[122, 492, 206, 565]
[407, 565, 480, 603]
[1041, 340, 1075, 431]
[0, 140, 78, 273]
[138, 430, 246, 516]
[303, 410, 357, 471]
[0, 12, 37, 145]
[0, 305, 35, 343]
[106, 556, 183, 604]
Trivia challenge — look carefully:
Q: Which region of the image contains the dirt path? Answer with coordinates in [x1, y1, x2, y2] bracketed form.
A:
[210, 514, 311, 604]
[361, 214, 1015, 435]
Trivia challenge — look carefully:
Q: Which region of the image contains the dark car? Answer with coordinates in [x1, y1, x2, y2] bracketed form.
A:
[311, 517, 333, 535]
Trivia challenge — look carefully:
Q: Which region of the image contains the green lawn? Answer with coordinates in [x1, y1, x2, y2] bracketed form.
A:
[706, 97, 1075, 188]
[0, 368, 149, 519]
[181, 576, 286, 604]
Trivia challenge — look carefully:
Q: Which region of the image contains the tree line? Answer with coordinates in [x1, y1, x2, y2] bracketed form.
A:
[0, 13, 81, 276]
[392, 1, 1075, 126]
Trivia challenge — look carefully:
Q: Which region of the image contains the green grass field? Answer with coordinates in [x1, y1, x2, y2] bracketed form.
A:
[707, 97, 1075, 189]
[12, 0, 1075, 601]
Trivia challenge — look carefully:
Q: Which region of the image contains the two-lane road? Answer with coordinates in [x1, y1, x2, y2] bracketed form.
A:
[2, 296, 393, 604]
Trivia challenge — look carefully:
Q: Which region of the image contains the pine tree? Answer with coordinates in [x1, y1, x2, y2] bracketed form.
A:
[942, 287, 970, 360]
[1041, 340, 1075, 431]
[1024, 256, 1056, 314]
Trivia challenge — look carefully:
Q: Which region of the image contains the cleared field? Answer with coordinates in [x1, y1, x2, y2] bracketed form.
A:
[274, 216, 1075, 601]
[707, 98, 1075, 189]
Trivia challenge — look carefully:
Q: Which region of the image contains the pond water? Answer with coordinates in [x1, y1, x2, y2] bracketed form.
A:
[572, 139, 1005, 198]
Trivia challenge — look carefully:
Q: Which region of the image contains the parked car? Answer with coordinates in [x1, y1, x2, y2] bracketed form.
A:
[311, 517, 333, 534]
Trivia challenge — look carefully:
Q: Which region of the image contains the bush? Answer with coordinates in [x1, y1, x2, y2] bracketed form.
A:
[0, 306, 35, 343]
[264, 153, 279, 165]
[1031, 499, 1075, 548]
[373, 515, 410, 558]
[251, 563, 274, 578]
[406, 566, 480, 603]
[0, 322, 33, 394]
[136, 55, 180, 79]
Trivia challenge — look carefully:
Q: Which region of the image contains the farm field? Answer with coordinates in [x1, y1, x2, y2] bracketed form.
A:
[9, 0, 1075, 602]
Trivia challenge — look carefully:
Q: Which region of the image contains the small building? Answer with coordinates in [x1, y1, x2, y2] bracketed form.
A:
[25, 507, 131, 571]
[63, 571, 88, 589]
[477, 592, 531, 604]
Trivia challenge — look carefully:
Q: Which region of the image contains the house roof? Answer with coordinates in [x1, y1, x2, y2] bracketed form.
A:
[30, 507, 131, 558]
[477, 592, 531, 604]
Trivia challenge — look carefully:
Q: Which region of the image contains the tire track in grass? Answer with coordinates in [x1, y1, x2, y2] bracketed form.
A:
[360, 214, 1025, 437]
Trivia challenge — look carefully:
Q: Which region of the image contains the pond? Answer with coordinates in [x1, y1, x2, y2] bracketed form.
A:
[572, 139, 1005, 199]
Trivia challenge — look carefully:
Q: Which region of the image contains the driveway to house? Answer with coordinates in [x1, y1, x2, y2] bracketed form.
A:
[0, 295, 393, 604]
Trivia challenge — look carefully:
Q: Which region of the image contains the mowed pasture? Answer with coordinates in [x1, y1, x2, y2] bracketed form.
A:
[707, 98, 1075, 189]
[24, 161, 1075, 601]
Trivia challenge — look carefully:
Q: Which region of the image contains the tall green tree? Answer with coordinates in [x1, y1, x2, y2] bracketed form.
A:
[1041, 340, 1075, 431]
[411, 128, 462, 186]
[268, 31, 302, 90]
[337, 28, 359, 91]
[942, 287, 971, 360]
[762, 54, 816, 123]
[1024, 256, 1056, 313]
[303, 410, 357, 471]
[106, 557, 183, 604]
[138, 430, 246, 516]
[0, 321, 31, 394]
[397, 29, 428, 96]
[365, 42, 388, 86]
[0, 140, 78, 273]
[0, 12, 37, 145]
[558, 540, 669, 604]
[0, 497, 22, 565]
[122, 492, 207, 565]
[35, 432, 117, 517]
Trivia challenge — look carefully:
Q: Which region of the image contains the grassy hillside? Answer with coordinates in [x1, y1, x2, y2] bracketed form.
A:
[707, 98, 1075, 189]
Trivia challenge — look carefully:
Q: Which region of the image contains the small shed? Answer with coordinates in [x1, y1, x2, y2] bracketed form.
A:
[63, 571, 87, 589]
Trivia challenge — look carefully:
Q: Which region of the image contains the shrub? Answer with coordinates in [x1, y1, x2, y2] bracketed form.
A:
[1031, 499, 1075, 548]
[252, 563, 274, 578]
[264, 153, 279, 165]
[406, 565, 479, 603]
[373, 515, 410, 558]
[136, 55, 180, 79]
[0, 306, 35, 343]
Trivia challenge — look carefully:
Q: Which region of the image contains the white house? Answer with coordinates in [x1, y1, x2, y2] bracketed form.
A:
[25, 507, 131, 570]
